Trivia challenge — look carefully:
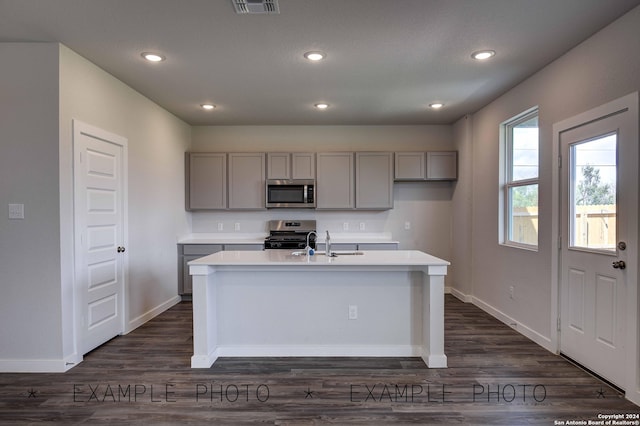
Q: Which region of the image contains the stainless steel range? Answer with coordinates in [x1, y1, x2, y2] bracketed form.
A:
[264, 220, 316, 250]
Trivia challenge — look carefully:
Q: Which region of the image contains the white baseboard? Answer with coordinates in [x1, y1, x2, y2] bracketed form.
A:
[470, 295, 553, 352]
[216, 345, 422, 358]
[126, 295, 182, 334]
[447, 286, 473, 303]
[0, 356, 78, 373]
[448, 288, 552, 352]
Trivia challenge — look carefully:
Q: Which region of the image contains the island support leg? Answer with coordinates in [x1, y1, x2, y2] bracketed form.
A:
[421, 271, 447, 368]
[191, 268, 219, 368]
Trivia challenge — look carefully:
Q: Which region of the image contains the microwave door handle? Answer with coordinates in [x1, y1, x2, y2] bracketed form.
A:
[303, 185, 308, 203]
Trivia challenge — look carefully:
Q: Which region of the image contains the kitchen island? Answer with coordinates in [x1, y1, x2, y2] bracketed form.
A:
[189, 250, 449, 368]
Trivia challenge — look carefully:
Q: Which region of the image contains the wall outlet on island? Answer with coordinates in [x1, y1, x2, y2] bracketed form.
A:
[348, 305, 358, 320]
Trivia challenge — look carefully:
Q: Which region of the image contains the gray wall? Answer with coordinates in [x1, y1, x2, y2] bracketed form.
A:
[0, 43, 191, 370]
[451, 6, 640, 345]
[0, 43, 63, 364]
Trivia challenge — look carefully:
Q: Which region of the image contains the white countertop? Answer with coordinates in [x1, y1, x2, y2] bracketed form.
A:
[189, 249, 448, 267]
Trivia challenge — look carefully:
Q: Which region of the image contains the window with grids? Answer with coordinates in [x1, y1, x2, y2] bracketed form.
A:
[502, 109, 539, 248]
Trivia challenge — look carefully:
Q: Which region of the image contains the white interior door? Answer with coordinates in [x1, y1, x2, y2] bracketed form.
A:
[73, 120, 127, 355]
[559, 99, 637, 389]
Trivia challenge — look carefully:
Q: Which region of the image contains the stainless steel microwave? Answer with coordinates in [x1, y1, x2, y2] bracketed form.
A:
[266, 179, 316, 208]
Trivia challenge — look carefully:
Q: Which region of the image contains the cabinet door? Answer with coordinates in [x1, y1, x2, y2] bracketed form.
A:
[395, 152, 426, 180]
[267, 153, 290, 179]
[316, 152, 354, 209]
[186, 153, 227, 210]
[179, 244, 223, 295]
[316, 243, 358, 252]
[356, 152, 393, 209]
[357, 243, 399, 250]
[223, 244, 264, 251]
[228, 153, 266, 209]
[427, 151, 457, 180]
[291, 153, 316, 179]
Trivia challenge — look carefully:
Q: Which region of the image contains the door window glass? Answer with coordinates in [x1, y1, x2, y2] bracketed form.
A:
[569, 134, 617, 252]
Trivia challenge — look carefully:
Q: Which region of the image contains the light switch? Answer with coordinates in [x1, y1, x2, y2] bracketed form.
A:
[9, 204, 24, 219]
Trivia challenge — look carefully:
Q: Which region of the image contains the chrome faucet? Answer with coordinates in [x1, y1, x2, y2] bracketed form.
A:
[305, 231, 317, 255]
[325, 230, 333, 257]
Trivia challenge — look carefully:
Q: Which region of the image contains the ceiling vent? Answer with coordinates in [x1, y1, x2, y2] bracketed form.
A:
[232, 0, 280, 14]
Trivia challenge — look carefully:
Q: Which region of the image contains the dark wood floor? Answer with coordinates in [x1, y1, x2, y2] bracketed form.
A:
[1, 296, 637, 425]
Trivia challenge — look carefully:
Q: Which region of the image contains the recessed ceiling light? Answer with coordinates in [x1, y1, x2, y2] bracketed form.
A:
[471, 50, 496, 60]
[314, 103, 329, 110]
[141, 52, 165, 62]
[429, 103, 444, 109]
[201, 104, 216, 110]
[304, 51, 326, 61]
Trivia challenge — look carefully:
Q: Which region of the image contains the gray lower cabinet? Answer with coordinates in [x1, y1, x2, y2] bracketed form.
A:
[178, 243, 264, 296]
[316, 242, 398, 251]
[178, 244, 223, 295]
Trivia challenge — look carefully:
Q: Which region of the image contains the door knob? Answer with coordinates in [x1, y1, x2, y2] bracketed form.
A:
[117, 246, 126, 253]
[612, 260, 626, 270]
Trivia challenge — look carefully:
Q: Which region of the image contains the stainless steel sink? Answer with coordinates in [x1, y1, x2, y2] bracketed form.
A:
[324, 251, 363, 256]
[290, 250, 364, 256]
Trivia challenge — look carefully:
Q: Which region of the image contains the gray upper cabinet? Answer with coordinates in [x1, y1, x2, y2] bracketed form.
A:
[228, 153, 266, 209]
[316, 152, 355, 209]
[267, 152, 315, 180]
[427, 151, 457, 180]
[356, 152, 394, 209]
[291, 153, 316, 179]
[266, 153, 290, 179]
[186, 152, 227, 210]
[395, 152, 426, 181]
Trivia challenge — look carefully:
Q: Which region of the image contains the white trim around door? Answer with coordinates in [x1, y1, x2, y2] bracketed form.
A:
[551, 92, 639, 405]
[72, 119, 129, 359]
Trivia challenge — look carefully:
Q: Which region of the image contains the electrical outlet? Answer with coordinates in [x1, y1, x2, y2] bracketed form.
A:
[343, 222, 349, 231]
[348, 305, 358, 320]
[217, 222, 224, 231]
[8, 204, 24, 219]
[404, 221, 411, 230]
[234, 222, 240, 231]
[509, 286, 514, 299]
[359, 222, 365, 231]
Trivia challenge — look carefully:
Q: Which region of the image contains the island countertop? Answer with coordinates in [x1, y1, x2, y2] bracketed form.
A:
[189, 249, 449, 268]
[189, 249, 450, 369]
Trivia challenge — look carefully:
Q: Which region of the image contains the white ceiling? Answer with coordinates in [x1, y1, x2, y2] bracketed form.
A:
[1, 0, 639, 125]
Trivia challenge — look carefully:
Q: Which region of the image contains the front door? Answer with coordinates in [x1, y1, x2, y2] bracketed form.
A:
[73, 120, 127, 354]
[559, 96, 637, 388]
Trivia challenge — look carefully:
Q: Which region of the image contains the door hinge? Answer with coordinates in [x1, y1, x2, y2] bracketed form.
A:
[558, 155, 562, 168]
[557, 317, 561, 332]
[558, 235, 562, 249]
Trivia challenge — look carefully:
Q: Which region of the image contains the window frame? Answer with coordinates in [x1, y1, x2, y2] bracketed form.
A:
[500, 107, 540, 250]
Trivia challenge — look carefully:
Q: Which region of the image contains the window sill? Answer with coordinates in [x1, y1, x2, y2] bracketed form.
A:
[500, 242, 539, 252]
